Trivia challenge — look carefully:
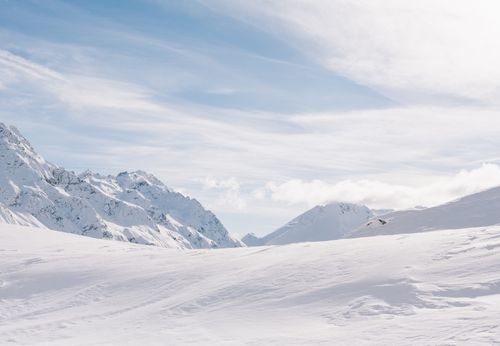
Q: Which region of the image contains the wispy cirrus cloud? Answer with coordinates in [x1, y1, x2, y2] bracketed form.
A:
[0, 49, 164, 112]
[203, 0, 500, 104]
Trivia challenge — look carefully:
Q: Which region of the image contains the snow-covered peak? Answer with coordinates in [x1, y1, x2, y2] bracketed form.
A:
[0, 123, 35, 154]
[0, 122, 55, 182]
[116, 170, 170, 191]
[81, 169, 243, 248]
[0, 122, 243, 249]
[241, 233, 261, 247]
[244, 201, 374, 246]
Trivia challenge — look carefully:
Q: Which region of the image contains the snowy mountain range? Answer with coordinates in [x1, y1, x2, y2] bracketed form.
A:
[0, 122, 243, 249]
[244, 186, 500, 246]
[4, 121, 500, 250]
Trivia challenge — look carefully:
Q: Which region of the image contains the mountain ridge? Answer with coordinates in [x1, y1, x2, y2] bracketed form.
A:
[0, 122, 243, 249]
[244, 185, 500, 246]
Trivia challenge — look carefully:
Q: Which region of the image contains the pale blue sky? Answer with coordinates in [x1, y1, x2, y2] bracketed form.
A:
[2, 0, 500, 236]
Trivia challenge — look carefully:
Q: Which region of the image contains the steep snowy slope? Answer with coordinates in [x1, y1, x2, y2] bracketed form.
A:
[2, 223, 500, 345]
[243, 202, 373, 246]
[349, 186, 500, 238]
[0, 122, 242, 248]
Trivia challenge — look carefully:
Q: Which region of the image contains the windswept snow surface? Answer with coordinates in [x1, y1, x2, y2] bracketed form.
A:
[2, 224, 500, 345]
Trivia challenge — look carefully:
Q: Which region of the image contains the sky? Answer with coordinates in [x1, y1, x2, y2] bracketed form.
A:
[2, 0, 500, 237]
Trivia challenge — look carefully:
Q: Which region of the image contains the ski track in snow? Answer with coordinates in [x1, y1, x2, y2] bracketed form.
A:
[1, 224, 500, 345]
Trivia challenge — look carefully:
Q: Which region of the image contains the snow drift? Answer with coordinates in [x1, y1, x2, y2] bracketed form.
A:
[1, 223, 500, 345]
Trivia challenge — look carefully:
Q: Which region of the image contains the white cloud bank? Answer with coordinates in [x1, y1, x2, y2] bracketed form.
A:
[202, 177, 247, 210]
[263, 164, 500, 210]
[200, 164, 500, 214]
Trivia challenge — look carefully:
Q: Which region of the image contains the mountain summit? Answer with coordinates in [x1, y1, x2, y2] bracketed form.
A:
[0, 123, 243, 249]
[243, 202, 373, 246]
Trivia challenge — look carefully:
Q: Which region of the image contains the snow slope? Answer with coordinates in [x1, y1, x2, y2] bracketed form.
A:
[243, 202, 373, 246]
[350, 186, 500, 238]
[0, 122, 242, 249]
[3, 223, 500, 345]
